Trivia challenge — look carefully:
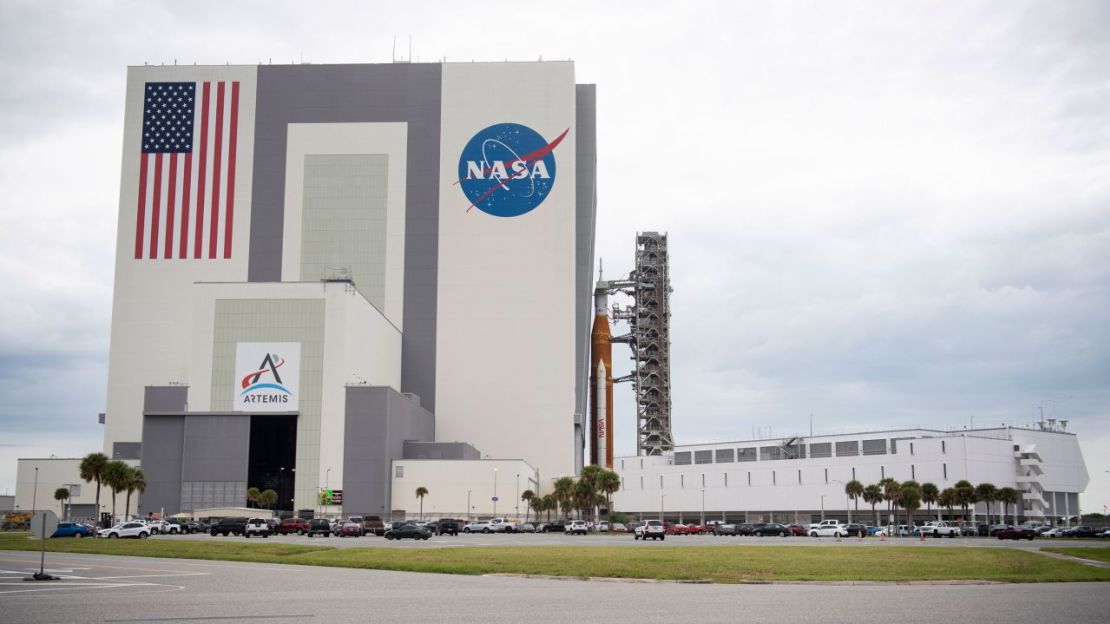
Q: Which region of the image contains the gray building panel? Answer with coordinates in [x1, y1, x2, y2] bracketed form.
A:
[139, 415, 186, 516]
[143, 386, 189, 413]
[248, 63, 443, 413]
[574, 84, 598, 472]
[342, 386, 434, 518]
[180, 415, 250, 484]
[403, 441, 480, 460]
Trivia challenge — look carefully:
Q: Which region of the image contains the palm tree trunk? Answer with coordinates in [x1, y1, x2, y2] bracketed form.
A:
[95, 480, 102, 524]
[125, 490, 132, 520]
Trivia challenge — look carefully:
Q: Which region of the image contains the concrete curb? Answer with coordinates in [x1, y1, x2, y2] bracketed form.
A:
[482, 573, 1007, 586]
[1034, 549, 1110, 569]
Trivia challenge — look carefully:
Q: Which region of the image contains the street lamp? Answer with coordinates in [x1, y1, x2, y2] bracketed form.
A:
[493, 468, 498, 517]
[700, 488, 705, 526]
[515, 473, 520, 518]
[31, 467, 39, 515]
[660, 494, 666, 521]
[820, 495, 826, 521]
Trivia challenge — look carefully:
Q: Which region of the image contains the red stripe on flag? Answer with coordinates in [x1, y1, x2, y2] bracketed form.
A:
[224, 81, 240, 259]
[209, 81, 225, 259]
[150, 153, 163, 259]
[134, 155, 148, 259]
[180, 153, 192, 259]
[195, 82, 210, 259]
[165, 153, 177, 259]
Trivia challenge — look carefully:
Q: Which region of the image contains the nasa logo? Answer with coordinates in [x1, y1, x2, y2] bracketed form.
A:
[457, 123, 569, 217]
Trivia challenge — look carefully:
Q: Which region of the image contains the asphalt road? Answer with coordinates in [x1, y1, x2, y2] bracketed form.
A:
[165, 529, 1110, 550]
[1, 551, 1107, 624]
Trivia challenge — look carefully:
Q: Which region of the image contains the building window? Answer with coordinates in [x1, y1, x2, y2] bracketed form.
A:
[835, 441, 859, 457]
[910, 442, 914, 456]
[748, 472, 751, 486]
[852, 467, 856, 481]
[824, 468, 828, 484]
[724, 473, 729, 487]
[798, 469, 802, 485]
[640, 458, 644, 469]
[943, 463, 947, 480]
[760, 446, 783, 461]
[621, 459, 625, 469]
[640, 476, 644, 489]
[621, 478, 625, 490]
[941, 441, 946, 454]
[862, 439, 887, 456]
[810, 443, 832, 458]
[394, 466, 403, 478]
[702, 474, 706, 487]
[880, 465, 885, 479]
[675, 451, 692, 465]
[716, 448, 735, 463]
[681, 475, 685, 488]
[660, 475, 664, 488]
[911, 465, 915, 480]
[772, 471, 777, 485]
[694, 450, 713, 464]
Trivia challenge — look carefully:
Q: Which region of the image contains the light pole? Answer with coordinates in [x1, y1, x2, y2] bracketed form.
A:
[493, 468, 498, 517]
[467, 490, 472, 522]
[31, 467, 38, 516]
[660, 494, 666, 521]
[515, 473, 520, 518]
[700, 488, 705, 526]
[820, 494, 826, 521]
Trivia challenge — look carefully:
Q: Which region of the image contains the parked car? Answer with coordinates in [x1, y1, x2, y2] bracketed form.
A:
[752, 523, 790, 537]
[99, 521, 150, 539]
[539, 520, 567, 533]
[487, 517, 516, 533]
[611, 522, 628, 533]
[245, 517, 271, 538]
[921, 521, 960, 538]
[867, 526, 888, 537]
[307, 519, 332, 537]
[278, 518, 310, 535]
[515, 522, 536, 533]
[462, 519, 491, 533]
[634, 519, 666, 541]
[1096, 528, 1110, 538]
[1041, 527, 1066, 538]
[432, 518, 459, 535]
[1065, 526, 1099, 538]
[339, 521, 364, 537]
[210, 517, 248, 536]
[996, 526, 1036, 540]
[714, 523, 738, 536]
[841, 523, 868, 538]
[737, 523, 756, 536]
[145, 519, 179, 535]
[786, 524, 807, 536]
[565, 520, 589, 535]
[809, 523, 848, 538]
[385, 523, 432, 540]
[51, 522, 93, 538]
[597, 521, 610, 532]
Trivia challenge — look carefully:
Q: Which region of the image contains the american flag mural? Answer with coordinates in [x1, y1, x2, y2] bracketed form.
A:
[135, 81, 240, 259]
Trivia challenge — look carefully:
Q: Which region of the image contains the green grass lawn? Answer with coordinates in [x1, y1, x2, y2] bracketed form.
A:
[1041, 547, 1110, 564]
[2, 533, 1108, 583]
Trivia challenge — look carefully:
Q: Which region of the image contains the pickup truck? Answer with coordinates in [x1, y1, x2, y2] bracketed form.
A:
[244, 517, 271, 538]
[487, 517, 516, 533]
[921, 521, 960, 538]
[808, 521, 848, 537]
[210, 517, 248, 536]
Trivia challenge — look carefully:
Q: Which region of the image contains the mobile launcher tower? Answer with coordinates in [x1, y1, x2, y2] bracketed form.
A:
[590, 232, 674, 466]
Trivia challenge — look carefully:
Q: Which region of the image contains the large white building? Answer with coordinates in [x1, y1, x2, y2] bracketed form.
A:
[613, 425, 1089, 526]
[85, 60, 598, 518]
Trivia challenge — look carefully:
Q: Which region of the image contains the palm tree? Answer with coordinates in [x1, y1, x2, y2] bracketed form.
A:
[553, 477, 575, 518]
[938, 487, 956, 521]
[921, 483, 939, 519]
[79, 452, 109, 523]
[124, 468, 146, 520]
[415, 486, 428, 520]
[863, 484, 883, 526]
[542, 494, 556, 521]
[521, 489, 535, 522]
[103, 460, 131, 523]
[954, 480, 976, 522]
[246, 487, 261, 508]
[975, 483, 998, 526]
[880, 478, 902, 525]
[598, 470, 621, 517]
[54, 487, 70, 517]
[572, 480, 594, 520]
[844, 480, 863, 523]
[259, 489, 278, 510]
[997, 487, 1020, 524]
[900, 482, 921, 530]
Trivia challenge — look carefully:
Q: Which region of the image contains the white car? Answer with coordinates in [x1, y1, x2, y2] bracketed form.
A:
[1041, 527, 1067, 538]
[462, 520, 491, 533]
[565, 520, 588, 535]
[99, 522, 151, 539]
[487, 517, 516, 533]
[634, 520, 665, 541]
[597, 521, 610, 532]
[809, 523, 848, 538]
[147, 519, 180, 534]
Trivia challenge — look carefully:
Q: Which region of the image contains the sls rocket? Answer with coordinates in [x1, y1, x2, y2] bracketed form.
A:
[590, 280, 614, 468]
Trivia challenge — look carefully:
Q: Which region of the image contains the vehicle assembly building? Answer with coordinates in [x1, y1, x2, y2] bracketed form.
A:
[88, 60, 597, 518]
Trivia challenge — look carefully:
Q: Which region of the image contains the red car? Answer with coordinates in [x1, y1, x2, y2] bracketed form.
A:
[278, 518, 310, 535]
[685, 524, 706, 535]
[995, 526, 1036, 541]
[786, 524, 807, 536]
[664, 523, 685, 535]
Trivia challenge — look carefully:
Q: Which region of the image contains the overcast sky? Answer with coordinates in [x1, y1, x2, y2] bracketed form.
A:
[1, 1, 1106, 511]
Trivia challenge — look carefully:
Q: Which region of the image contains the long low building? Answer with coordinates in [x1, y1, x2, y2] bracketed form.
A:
[612, 425, 1089, 526]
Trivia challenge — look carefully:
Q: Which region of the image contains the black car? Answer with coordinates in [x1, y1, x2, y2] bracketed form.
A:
[736, 523, 755, 536]
[306, 519, 332, 537]
[541, 521, 567, 533]
[210, 517, 248, 536]
[385, 523, 432, 540]
[1066, 526, 1098, 538]
[435, 518, 460, 536]
[841, 523, 868, 538]
[752, 523, 790, 537]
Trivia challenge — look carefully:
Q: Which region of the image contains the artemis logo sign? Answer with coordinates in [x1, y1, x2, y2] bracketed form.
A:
[457, 123, 569, 218]
[234, 343, 300, 412]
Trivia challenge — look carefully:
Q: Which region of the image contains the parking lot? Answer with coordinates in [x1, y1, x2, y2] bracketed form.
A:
[161, 529, 1110, 550]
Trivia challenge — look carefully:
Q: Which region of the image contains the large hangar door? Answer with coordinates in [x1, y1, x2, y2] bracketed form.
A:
[248, 414, 298, 513]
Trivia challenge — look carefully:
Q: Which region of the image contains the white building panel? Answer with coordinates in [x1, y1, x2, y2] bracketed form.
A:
[390, 458, 539, 520]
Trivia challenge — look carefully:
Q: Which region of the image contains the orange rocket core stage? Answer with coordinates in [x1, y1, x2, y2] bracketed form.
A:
[590, 309, 614, 468]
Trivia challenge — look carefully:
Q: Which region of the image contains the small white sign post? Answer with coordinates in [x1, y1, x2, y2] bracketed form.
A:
[27, 510, 60, 581]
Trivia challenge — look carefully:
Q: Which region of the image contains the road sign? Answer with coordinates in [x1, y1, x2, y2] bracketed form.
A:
[30, 510, 59, 538]
[491, 496, 499, 502]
